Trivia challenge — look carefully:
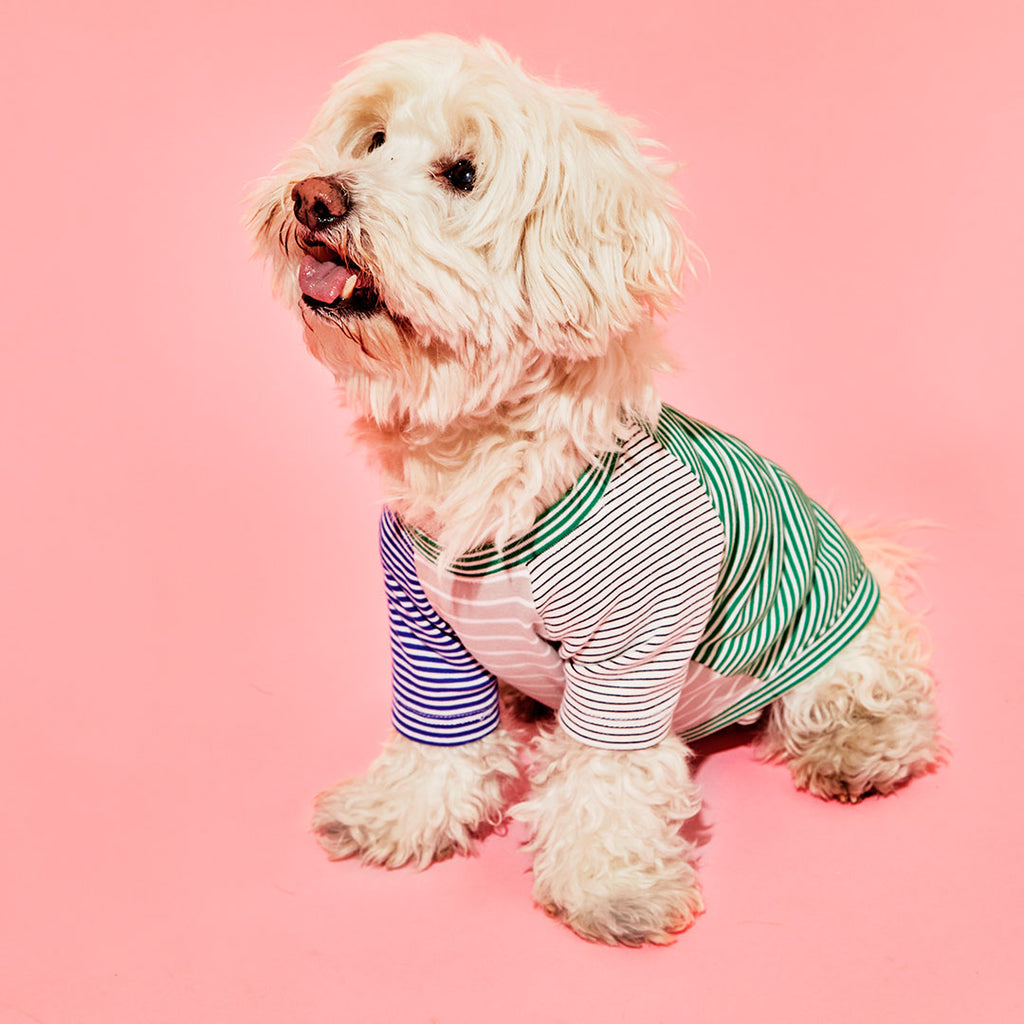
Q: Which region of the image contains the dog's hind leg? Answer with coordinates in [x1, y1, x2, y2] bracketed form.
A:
[312, 729, 520, 868]
[513, 728, 703, 945]
[758, 531, 944, 802]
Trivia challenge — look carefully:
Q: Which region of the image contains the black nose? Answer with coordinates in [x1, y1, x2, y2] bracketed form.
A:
[291, 176, 350, 231]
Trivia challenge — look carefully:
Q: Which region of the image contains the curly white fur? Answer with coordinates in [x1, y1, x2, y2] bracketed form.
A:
[759, 529, 944, 801]
[513, 728, 702, 945]
[313, 730, 520, 868]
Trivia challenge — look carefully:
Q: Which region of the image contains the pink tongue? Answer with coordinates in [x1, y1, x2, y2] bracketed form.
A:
[299, 254, 354, 303]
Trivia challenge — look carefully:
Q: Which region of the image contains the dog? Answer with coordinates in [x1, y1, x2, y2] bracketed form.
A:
[248, 35, 942, 945]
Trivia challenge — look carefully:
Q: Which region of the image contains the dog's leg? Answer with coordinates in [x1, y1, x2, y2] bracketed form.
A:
[312, 729, 520, 868]
[513, 727, 703, 945]
[759, 533, 944, 802]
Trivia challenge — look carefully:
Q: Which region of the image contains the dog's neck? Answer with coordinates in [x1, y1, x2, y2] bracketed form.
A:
[355, 332, 667, 559]
[362, 414, 594, 557]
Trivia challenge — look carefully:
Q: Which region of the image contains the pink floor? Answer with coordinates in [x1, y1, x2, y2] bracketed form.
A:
[4, 3, 1022, 1021]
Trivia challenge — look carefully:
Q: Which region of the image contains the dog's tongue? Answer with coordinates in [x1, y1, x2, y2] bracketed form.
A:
[299, 254, 354, 303]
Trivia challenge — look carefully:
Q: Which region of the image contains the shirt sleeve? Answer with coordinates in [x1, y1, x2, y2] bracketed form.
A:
[379, 509, 500, 746]
[551, 553, 722, 750]
[528, 439, 726, 750]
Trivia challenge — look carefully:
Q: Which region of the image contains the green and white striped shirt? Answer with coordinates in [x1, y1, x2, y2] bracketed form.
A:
[384, 406, 879, 748]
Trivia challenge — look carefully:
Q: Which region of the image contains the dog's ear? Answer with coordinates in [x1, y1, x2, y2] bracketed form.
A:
[519, 92, 688, 359]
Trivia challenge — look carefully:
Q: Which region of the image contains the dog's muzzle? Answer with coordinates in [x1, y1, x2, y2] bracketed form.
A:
[291, 177, 381, 316]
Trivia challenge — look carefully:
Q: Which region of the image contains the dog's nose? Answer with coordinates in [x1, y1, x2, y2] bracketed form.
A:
[291, 176, 350, 231]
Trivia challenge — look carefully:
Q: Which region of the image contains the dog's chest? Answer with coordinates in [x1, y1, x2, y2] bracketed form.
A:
[412, 431, 725, 712]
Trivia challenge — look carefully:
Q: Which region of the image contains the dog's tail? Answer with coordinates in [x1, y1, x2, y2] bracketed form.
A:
[845, 520, 937, 596]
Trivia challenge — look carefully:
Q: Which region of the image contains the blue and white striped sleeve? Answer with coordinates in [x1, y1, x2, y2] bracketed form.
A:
[379, 509, 500, 746]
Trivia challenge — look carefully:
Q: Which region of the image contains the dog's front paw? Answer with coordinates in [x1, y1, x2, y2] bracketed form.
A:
[534, 849, 704, 947]
[312, 730, 520, 869]
[514, 728, 703, 945]
[312, 776, 461, 868]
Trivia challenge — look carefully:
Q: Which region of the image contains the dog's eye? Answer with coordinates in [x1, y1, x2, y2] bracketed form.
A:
[443, 159, 476, 193]
[368, 130, 386, 153]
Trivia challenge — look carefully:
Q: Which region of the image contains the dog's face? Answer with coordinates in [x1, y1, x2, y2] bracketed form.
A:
[249, 36, 685, 429]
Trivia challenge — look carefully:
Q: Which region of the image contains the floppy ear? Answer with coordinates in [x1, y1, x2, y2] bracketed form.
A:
[519, 91, 688, 359]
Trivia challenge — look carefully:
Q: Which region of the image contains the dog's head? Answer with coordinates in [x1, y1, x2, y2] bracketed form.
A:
[248, 36, 687, 428]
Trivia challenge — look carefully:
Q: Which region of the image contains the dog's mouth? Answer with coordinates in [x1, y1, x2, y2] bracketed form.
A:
[297, 237, 382, 317]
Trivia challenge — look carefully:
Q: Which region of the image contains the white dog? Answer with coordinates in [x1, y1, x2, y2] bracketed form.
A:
[249, 35, 942, 945]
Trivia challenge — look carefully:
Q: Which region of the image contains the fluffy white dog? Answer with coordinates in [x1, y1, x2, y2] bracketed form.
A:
[249, 35, 942, 945]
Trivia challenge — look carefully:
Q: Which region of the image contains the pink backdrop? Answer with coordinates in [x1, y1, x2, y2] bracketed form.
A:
[3, 2, 1022, 1021]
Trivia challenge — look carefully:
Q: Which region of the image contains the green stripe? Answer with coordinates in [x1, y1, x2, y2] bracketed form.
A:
[654, 405, 881, 722]
[405, 449, 619, 577]
[680, 571, 880, 742]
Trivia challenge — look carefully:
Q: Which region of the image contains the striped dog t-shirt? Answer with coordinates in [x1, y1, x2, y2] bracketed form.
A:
[380, 406, 879, 750]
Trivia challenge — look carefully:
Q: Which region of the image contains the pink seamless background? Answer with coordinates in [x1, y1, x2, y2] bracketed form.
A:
[3, 2, 1022, 1021]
